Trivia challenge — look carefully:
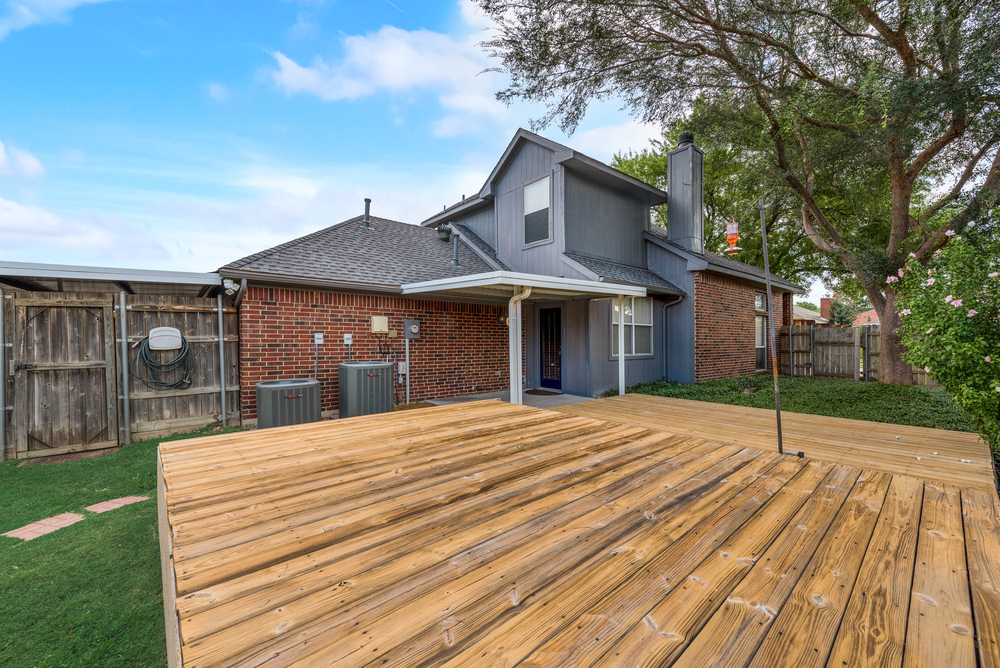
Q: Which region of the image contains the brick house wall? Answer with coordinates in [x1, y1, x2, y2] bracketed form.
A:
[239, 286, 510, 420]
[693, 272, 791, 382]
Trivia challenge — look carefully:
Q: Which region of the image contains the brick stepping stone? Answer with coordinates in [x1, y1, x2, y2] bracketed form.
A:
[3, 513, 85, 541]
[2, 496, 149, 542]
[84, 496, 149, 514]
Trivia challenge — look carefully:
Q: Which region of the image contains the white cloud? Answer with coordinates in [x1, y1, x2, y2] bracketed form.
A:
[0, 140, 44, 177]
[207, 82, 230, 101]
[0, 0, 115, 40]
[0, 196, 168, 261]
[270, 6, 508, 137]
[570, 120, 662, 163]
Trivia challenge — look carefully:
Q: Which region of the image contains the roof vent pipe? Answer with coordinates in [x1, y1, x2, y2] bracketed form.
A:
[438, 223, 452, 242]
[362, 198, 371, 229]
[452, 235, 460, 266]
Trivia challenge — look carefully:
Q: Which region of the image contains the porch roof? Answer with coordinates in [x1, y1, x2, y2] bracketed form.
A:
[400, 270, 647, 303]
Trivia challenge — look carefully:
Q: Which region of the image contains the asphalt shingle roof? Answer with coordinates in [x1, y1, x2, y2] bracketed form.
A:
[647, 226, 802, 292]
[220, 215, 494, 287]
[565, 253, 685, 294]
[451, 223, 512, 271]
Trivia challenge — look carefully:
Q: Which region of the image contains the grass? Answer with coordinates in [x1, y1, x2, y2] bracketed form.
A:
[615, 375, 979, 434]
[0, 424, 241, 668]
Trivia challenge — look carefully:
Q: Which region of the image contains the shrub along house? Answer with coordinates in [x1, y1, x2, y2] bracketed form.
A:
[220, 129, 801, 422]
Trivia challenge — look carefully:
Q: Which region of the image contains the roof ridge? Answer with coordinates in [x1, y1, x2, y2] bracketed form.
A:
[222, 214, 411, 270]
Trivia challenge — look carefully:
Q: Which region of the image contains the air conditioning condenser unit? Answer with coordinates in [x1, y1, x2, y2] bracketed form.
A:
[339, 361, 393, 419]
[256, 379, 322, 429]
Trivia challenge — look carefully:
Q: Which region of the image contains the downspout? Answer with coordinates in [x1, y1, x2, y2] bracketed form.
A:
[233, 278, 247, 308]
[508, 286, 532, 405]
[661, 295, 684, 381]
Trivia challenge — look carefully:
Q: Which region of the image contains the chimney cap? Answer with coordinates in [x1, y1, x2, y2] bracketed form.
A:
[678, 132, 694, 147]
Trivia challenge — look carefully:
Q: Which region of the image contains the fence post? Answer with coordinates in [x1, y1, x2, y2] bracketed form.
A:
[864, 326, 870, 382]
[853, 327, 861, 381]
[119, 291, 131, 446]
[789, 326, 794, 377]
[217, 294, 227, 428]
[809, 324, 815, 377]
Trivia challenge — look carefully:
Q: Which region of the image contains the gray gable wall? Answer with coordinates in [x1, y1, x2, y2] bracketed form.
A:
[564, 170, 649, 268]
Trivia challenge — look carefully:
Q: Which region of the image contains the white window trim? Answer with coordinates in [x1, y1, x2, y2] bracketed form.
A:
[755, 314, 767, 371]
[522, 174, 553, 248]
[611, 297, 654, 358]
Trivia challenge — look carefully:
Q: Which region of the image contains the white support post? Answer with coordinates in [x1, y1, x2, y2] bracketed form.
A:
[508, 286, 531, 405]
[618, 294, 626, 396]
[217, 294, 227, 427]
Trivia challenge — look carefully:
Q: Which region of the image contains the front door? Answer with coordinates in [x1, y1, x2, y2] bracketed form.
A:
[539, 308, 562, 390]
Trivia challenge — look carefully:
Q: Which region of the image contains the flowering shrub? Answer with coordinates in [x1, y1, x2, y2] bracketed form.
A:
[896, 227, 1000, 449]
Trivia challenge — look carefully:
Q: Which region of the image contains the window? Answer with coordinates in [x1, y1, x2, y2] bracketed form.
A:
[755, 315, 767, 370]
[612, 297, 653, 357]
[523, 176, 550, 245]
[754, 293, 767, 311]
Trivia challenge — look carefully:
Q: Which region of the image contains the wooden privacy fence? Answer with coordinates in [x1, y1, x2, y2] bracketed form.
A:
[778, 324, 939, 386]
[1, 291, 238, 460]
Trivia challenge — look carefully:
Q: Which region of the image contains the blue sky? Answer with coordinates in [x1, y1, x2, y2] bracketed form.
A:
[0, 0, 823, 300]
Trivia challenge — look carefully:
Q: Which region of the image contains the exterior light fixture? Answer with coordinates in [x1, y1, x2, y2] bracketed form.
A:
[724, 215, 742, 256]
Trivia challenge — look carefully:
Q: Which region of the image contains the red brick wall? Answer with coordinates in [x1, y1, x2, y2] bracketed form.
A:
[693, 273, 789, 382]
[239, 286, 510, 420]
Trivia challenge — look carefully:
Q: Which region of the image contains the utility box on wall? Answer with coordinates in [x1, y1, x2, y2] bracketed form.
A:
[403, 319, 421, 339]
[339, 361, 393, 419]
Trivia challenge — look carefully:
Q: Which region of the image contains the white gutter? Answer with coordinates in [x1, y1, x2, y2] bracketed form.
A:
[508, 286, 532, 405]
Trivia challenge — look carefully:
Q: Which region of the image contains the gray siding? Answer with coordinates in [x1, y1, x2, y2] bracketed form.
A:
[495, 143, 565, 276]
[452, 206, 496, 250]
[588, 298, 667, 395]
[523, 300, 589, 397]
[648, 243, 696, 383]
[564, 171, 649, 267]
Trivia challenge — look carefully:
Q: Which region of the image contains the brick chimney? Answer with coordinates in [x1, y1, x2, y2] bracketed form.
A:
[820, 297, 832, 320]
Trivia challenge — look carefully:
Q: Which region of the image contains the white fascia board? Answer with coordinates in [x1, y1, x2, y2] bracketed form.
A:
[0, 261, 221, 286]
[402, 271, 646, 298]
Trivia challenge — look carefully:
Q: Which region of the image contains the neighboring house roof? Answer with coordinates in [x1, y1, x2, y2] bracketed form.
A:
[219, 215, 494, 291]
[421, 128, 667, 228]
[854, 308, 880, 326]
[564, 253, 684, 295]
[646, 226, 804, 293]
[793, 304, 828, 323]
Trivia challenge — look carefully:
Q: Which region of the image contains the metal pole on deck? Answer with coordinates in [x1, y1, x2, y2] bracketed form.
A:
[217, 294, 227, 428]
[759, 199, 799, 457]
[119, 291, 132, 446]
[405, 338, 410, 405]
[0, 287, 6, 462]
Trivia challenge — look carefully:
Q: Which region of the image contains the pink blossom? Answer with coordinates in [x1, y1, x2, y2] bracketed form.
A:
[968, 222, 976, 228]
[897, 268, 904, 277]
[901, 309, 911, 315]
[927, 328, 935, 334]
[935, 249, 942, 254]
[946, 229, 956, 236]
[967, 309, 978, 317]
[990, 272, 999, 278]
[925, 366, 931, 373]
[886, 276, 898, 283]
[996, 387, 1000, 393]
[987, 356, 992, 362]
[952, 299, 964, 307]
[908, 252, 916, 258]
[925, 278, 936, 285]
[945, 294, 953, 302]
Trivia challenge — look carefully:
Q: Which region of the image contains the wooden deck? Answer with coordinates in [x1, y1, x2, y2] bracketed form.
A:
[158, 400, 1000, 668]
[555, 394, 995, 491]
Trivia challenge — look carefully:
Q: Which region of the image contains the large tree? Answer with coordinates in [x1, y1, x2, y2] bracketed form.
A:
[477, 0, 1000, 383]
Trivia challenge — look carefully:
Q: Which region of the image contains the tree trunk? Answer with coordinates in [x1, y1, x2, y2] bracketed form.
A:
[876, 290, 913, 385]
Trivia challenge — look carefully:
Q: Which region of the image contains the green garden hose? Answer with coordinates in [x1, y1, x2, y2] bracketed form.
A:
[130, 336, 193, 390]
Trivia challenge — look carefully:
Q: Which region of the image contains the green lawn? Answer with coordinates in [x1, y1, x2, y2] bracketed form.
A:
[620, 375, 980, 434]
[0, 425, 240, 668]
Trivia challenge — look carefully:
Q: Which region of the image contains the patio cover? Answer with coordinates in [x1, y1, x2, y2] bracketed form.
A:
[402, 271, 648, 405]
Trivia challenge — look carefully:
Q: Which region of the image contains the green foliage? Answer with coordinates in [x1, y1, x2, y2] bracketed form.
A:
[623, 377, 977, 433]
[0, 423, 242, 668]
[896, 220, 1000, 449]
[827, 297, 864, 327]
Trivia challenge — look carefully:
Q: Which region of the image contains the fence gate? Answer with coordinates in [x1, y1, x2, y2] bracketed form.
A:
[10, 293, 118, 458]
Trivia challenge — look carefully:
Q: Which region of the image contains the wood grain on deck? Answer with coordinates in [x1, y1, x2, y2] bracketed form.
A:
[553, 394, 994, 490]
[158, 399, 999, 668]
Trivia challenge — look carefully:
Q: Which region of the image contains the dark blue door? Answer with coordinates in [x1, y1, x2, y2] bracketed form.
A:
[540, 308, 561, 390]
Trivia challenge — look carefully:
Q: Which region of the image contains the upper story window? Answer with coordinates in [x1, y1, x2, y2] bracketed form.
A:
[754, 293, 767, 311]
[523, 176, 550, 245]
[612, 297, 653, 357]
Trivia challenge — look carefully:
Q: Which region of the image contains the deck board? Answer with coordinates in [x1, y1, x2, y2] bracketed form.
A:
[553, 394, 993, 490]
[158, 398, 1000, 668]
